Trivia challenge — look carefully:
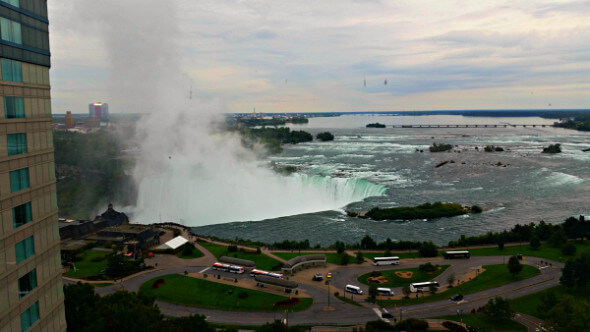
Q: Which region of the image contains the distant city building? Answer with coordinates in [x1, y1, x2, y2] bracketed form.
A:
[0, 1, 67, 331]
[64, 111, 74, 128]
[88, 102, 109, 121]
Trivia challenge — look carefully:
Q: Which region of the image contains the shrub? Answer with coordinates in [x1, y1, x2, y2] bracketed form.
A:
[394, 318, 429, 330]
[182, 243, 195, 256]
[227, 245, 238, 253]
[529, 236, 541, 250]
[419, 242, 438, 257]
[562, 243, 577, 256]
[366, 320, 395, 331]
[369, 271, 382, 277]
[74, 252, 86, 262]
[419, 262, 437, 273]
[340, 253, 350, 265]
[470, 205, 483, 213]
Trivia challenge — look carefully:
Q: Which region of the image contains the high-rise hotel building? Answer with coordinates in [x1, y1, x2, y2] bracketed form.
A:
[0, 1, 66, 331]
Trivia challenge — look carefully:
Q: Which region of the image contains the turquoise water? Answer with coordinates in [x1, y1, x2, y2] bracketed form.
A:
[192, 114, 590, 245]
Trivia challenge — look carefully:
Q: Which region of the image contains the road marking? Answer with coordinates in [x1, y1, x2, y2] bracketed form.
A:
[373, 308, 390, 322]
[199, 267, 210, 273]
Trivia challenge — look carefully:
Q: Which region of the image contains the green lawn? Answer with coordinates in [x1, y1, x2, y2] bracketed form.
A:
[176, 247, 204, 259]
[468, 241, 590, 263]
[64, 249, 110, 278]
[509, 285, 590, 319]
[139, 274, 313, 312]
[199, 241, 282, 271]
[377, 264, 540, 307]
[438, 313, 526, 332]
[272, 252, 356, 265]
[357, 265, 449, 288]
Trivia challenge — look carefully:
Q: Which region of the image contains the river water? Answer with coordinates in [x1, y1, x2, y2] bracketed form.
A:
[192, 114, 590, 246]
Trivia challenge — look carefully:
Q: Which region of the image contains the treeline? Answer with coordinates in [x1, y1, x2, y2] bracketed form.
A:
[54, 129, 135, 218]
[236, 126, 313, 153]
[358, 202, 471, 221]
[448, 216, 590, 247]
[429, 142, 453, 152]
[553, 113, 590, 132]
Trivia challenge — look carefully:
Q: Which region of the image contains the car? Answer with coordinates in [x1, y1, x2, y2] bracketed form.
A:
[312, 273, 323, 281]
[381, 312, 394, 319]
[326, 272, 332, 279]
[450, 294, 464, 301]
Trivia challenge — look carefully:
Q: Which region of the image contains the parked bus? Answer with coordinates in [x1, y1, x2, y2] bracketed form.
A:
[377, 287, 394, 296]
[345, 284, 363, 295]
[250, 269, 284, 279]
[212, 262, 245, 274]
[410, 281, 439, 293]
[444, 250, 470, 259]
[372, 256, 400, 266]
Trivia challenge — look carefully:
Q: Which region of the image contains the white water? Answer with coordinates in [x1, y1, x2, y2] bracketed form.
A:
[134, 172, 385, 226]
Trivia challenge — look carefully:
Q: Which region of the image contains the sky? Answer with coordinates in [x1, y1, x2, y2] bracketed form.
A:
[48, 0, 590, 114]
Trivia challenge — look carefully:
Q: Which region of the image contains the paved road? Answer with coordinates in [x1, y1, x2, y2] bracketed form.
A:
[64, 255, 562, 326]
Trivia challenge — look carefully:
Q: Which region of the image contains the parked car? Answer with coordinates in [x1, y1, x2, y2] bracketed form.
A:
[381, 312, 394, 319]
[312, 273, 323, 281]
[450, 294, 464, 301]
[326, 272, 332, 279]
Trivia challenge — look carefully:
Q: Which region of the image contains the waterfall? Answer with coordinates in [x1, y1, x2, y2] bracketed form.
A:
[133, 173, 385, 226]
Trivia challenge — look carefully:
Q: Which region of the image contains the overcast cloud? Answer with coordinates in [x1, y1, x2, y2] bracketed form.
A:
[48, 1, 590, 114]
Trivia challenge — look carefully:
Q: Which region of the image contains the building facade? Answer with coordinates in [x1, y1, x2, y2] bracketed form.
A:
[0, 1, 66, 331]
[88, 102, 108, 122]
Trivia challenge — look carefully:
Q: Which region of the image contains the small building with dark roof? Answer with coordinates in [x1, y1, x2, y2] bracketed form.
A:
[219, 256, 255, 268]
[255, 275, 298, 291]
[86, 224, 160, 250]
[282, 254, 327, 275]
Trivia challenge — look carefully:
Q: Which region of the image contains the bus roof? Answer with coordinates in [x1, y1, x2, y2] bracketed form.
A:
[373, 256, 400, 260]
[445, 250, 469, 254]
[346, 284, 361, 289]
[411, 281, 439, 286]
[377, 287, 392, 291]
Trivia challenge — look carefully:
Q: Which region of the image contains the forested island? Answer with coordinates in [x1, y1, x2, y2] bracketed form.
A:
[347, 202, 482, 221]
[553, 114, 590, 131]
[316, 132, 334, 141]
[366, 123, 386, 128]
[542, 144, 562, 154]
[429, 143, 453, 152]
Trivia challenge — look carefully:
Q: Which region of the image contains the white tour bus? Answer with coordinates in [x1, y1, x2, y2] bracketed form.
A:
[410, 281, 440, 293]
[345, 284, 363, 295]
[212, 262, 244, 274]
[444, 250, 470, 259]
[372, 256, 400, 266]
[250, 269, 283, 279]
[377, 287, 394, 296]
[228, 265, 245, 274]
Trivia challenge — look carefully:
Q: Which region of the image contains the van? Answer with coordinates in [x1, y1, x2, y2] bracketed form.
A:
[377, 287, 394, 296]
[345, 284, 363, 295]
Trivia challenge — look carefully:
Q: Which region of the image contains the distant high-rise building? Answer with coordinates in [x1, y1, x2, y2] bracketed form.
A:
[89, 102, 109, 121]
[64, 111, 74, 129]
[0, 1, 66, 331]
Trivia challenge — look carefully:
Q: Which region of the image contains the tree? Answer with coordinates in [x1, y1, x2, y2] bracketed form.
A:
[529, 235, 541, 250]
[418, 242, 438, 257]
[257, 320, 288, 332]
[105, 254, 135, 279]
[447, 273, 456, 288]
[182, 242, 195, 256]
[429, 283, 438, 294]
[355, 251, 365, 264]
[483, 297, 514, 320]
[546, 296, 590, 332]
[340, 253, 350, 265]
[560, 253, 590, 287]
[536, 291, 558, 314]
[368, 284, 378, 303]
[562, 243, 577, 256]
[497, 240, 505, 251]
[401, 286, 411, 299]
[548, 228, 568, 248]
[64, 282, 104, 332]
[507, 256, 523, 278]
[316, 132, 334, 142]
[361, 235, 377, 249]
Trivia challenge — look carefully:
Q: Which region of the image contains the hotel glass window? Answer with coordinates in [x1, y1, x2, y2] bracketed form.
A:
[15, 236, 34, 264]
[18, 269, 37, 298]
[20, 302, 39, 332]
[7, 133, 27, 155]
[10, 167, 29, 192]
[4, 96, 24, 118]
[13, 202, 32, 228]
[0, 17, 22, 44]
[1, 58, 22, 82]
[0, 0, 19, 7]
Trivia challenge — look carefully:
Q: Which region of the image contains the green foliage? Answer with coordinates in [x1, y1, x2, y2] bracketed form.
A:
[549, 228, 568, 247]
[419, 262, 437, 273]
[429, 142, 453, 152]
[545, 296, 590, 331]
[529, 235, 541, 250]
[355, 251, 365, 264]
[554, 113, 590, 131]
[393, 318, 429, 331]
[428, 283, 438, 294]
[316, 132, 334, 141]
[288, 117, 309, 124]
[507, 256, 523, 278]
[470, 205, 483, 213]
[340, 252, 350, 265]
[366, 123, 386, 128]
[227, 245, 238, 252]
[365, 320, 395, 331]
[401, 285, 411, 298]
[419, 242, 438, 257]
[483, 296, 514, 320]
[562, 243, 577, 256]
[361, 235, 378, 249]
[542, 143, 562, 153]
[365, 202, 466, 221]
[368, 284, 378, 303]
[105, 254, 143, 279]
[237, 291, 249, 299]
[182, 242, 195, 256]
[560, 252, 590, 287]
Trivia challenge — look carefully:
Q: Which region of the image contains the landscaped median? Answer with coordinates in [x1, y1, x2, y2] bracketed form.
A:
[139, 274, 313, 312]
[273, 252, 355, 265]
[357, 265, 449, 288]
[198, 241, 282, 270]
[376, 264, 540, 306]
[467, 241, 590, 263]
